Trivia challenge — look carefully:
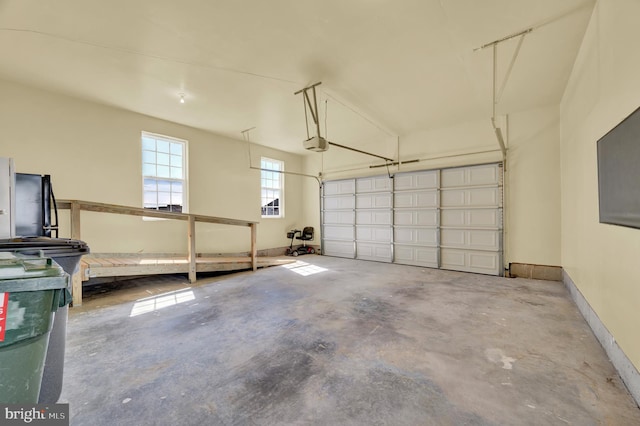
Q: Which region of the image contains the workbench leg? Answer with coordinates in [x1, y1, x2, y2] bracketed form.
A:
[70, 201, 82, 306]
[71, 271, 83, 307]
[250, 223, 257, 271]
[188, 216, 197, 283]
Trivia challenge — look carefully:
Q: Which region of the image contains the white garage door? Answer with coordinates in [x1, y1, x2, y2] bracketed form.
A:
[321, 179, 355, 258]
[393, 170, 439, 268]
[321, 163, 503, 275]
[355, 175, 393, 262]
[439, 164, 503, 275]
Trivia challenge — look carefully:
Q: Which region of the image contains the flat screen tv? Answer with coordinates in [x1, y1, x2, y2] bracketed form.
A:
[597, 106, 640, 229]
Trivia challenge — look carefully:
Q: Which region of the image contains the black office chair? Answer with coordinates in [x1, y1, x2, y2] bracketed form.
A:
[285, 227, 316, 256]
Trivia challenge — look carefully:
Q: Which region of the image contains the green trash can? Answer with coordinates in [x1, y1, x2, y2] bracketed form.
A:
[0, 253, 69, 404]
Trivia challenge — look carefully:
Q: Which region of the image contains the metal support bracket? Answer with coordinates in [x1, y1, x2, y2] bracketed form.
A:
[294, 82, 323, 139]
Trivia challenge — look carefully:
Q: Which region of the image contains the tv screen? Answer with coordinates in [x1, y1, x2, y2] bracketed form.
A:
[597, 106, 640, 229]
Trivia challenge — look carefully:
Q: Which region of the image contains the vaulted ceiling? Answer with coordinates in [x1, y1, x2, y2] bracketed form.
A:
[0, 0, 594, 156]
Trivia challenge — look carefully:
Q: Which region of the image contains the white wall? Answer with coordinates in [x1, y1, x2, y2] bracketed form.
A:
[560, 0, 640, 370]
[304, 107, 562, 269]
[0, 80, 305, 253]
[506, 106, 561, 266]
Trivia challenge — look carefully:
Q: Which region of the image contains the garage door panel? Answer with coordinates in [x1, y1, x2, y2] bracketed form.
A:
[441, 209, 501, 228]
[441, 248, 501, 275]
[394, 191, 438, 208]
[356, 226, 392, 243]
[394, 245, 438, 267]
[324, 179, 355, 196]
[469, 188, 501, 207]
[356, 242, 391, 262]
[394, 171, 439, 191]
[356, 176, 392, 193]
[324, 210, 355, 225]
[323, 240, 355, 258]
[441, 164, 500, 188]
[441, 229, 500, 251]
[394, 209, 438, 227]
[323, 225, 354, 241]
[356, 210, 391, 225]
[441, 187, 501, 208]
[356, 193, 392, 209]
[394, 228, 438, 246]
[324, 196, 355, 210]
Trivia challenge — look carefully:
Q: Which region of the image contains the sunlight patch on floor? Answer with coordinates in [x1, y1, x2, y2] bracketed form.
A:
[130, 288, 195, 317]
[281, 261, 328, 276]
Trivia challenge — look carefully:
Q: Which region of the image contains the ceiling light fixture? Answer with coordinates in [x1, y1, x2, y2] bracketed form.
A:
[179, 93, 185, 104]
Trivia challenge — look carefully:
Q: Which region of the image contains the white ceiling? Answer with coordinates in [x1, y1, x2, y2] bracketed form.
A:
[0, 0, 594, 157]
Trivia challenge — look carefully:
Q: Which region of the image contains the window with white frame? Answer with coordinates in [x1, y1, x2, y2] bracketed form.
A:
[261, 158, 283, 218]
[142, 132, 187, 213]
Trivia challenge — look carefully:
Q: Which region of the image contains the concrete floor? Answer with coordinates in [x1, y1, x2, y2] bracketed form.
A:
[60, 256, 640, 425]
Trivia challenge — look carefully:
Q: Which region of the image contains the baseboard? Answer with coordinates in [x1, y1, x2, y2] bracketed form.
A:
[509, 263, 563, 281]
[564, 270, 640, 407]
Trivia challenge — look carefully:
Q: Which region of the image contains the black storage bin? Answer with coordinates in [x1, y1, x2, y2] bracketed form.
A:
[0, 237, 89, 403]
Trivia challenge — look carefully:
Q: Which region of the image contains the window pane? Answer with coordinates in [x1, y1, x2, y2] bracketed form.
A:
[157, 140, 170, 153]
[158, 192, 171, 205]
[157, 152, 170, 166]
[170, 167, 182, 179]
[143, 163, 156, 176]
[157, 165, 170, 178]
[157, 180, 171, 192]
[143, 179, 157, 191]
[170, 143, 182, 156]
[170, 155, 181, 167]
[143, 191, 157, 205]
[142, 137, 156, 151]
[171, 181, 183, 193]
[143, 150, 156, 164]
[171, 193, 183, 205]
